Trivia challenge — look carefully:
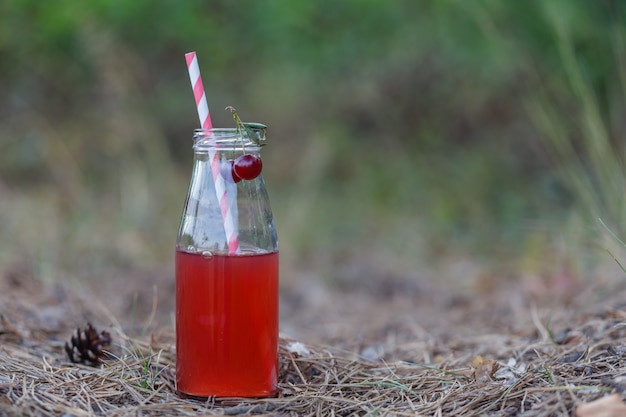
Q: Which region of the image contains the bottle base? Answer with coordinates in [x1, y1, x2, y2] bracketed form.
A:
[176, 389, 279, 400]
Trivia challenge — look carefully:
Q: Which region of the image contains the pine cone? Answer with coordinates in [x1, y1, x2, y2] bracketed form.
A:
[64, 323, 112, 365]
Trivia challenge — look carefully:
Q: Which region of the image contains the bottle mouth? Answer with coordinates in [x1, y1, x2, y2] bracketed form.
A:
[192, 125, 266, 151]
[193, 124, 266, 138]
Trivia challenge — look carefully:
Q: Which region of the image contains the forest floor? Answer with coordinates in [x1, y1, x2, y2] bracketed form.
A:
[2, 259, 626, 416]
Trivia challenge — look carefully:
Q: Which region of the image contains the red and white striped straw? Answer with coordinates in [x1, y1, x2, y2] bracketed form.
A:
[185, 52, 212, 129]
[185, 52, 239, 254]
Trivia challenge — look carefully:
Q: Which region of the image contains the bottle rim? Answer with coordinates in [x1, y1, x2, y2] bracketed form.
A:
[192, 126, 266, 151]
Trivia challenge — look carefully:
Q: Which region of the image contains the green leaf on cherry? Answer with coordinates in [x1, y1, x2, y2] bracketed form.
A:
[225, 106, 267, 146]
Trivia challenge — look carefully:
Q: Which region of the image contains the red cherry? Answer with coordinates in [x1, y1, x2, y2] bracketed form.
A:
[229, 160, 243, 183]
[221, 159, 242, 183]
[233, 154, 262, 180]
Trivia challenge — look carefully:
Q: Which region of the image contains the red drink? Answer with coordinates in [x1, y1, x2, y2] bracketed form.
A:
[175, 249, 279, 397]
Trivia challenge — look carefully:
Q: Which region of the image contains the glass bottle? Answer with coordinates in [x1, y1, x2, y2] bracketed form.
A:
[175, 127, 279, 398]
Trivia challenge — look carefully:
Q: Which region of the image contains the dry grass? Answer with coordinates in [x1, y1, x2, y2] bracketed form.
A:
[2, 264, 626, 417]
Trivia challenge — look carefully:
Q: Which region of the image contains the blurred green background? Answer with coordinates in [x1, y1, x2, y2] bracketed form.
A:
[1, 0, 625, 291]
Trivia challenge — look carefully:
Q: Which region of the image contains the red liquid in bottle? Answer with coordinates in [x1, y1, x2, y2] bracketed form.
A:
[175, 249, 279, 397]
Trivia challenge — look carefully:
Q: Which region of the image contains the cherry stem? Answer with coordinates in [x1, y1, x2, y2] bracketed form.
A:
[225, 106, 247, 154]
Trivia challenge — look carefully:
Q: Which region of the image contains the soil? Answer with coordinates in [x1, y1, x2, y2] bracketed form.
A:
[2, 258, 626, 416]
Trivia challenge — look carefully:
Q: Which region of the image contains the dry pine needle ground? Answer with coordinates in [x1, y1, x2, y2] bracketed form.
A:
[2, 268, 626, 416]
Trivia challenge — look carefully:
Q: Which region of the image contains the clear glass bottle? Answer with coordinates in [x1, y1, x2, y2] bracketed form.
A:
[175, 127, 279, 398]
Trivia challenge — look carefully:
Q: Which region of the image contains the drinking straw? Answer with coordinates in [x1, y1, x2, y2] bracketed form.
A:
[185, 52, 212, 129]
[185, 52, 239, 254]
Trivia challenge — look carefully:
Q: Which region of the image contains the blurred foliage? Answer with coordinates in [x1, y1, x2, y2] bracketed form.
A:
[0, 0, 625, 283]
